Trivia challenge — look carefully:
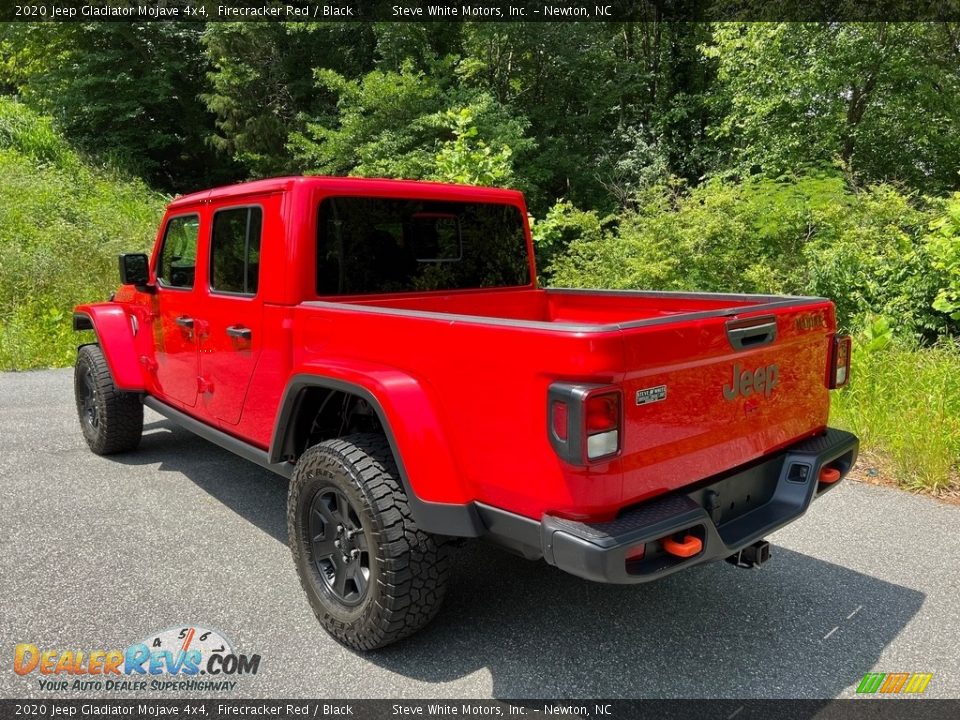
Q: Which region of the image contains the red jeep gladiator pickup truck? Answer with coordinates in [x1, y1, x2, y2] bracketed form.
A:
[73, 176, 857, 650]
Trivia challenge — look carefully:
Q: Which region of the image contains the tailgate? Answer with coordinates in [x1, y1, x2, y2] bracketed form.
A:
[617, 299, 836, 503]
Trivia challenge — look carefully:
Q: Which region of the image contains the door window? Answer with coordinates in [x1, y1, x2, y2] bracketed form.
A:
[210, 207, 263, 296]
[157, 214, 200, 289]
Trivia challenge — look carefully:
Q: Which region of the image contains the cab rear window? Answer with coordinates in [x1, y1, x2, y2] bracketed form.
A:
[316, 197, 530, 295]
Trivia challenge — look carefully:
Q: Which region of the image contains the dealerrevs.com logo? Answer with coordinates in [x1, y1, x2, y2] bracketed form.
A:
[13, 625, 260, 693]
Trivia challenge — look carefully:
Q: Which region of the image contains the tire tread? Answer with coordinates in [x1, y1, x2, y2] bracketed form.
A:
[74, 344, 143, 455]
[287, 433, 452, 650]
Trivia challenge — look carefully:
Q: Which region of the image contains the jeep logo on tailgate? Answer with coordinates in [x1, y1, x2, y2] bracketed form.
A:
[723, 363, 779, 400]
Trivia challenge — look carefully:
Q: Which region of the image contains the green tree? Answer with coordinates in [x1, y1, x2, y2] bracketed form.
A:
[707, 23, 960, 193]
[2, 23, 229, 192]
[460, 22, 715, 211]
[432, 106, 515, 186]
[202, 22, 377, 177]
[290, 58, 531, 185]
[548, 172, 953, 337]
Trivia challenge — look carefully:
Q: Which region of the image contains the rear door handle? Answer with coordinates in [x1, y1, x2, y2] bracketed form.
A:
[175, 316, 194, 330]
[226, 325, 252, 340]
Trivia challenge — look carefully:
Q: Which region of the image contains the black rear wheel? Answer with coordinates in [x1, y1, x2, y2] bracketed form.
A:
[288, 433, 452, 650]
[308, 487, 371, 606]
[74, 344, 143, 455]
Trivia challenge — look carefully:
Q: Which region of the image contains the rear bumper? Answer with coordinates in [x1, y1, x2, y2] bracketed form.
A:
[478, 427, 858, 584]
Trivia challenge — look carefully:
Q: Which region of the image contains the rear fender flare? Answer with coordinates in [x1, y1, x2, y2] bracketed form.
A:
[270, 369, 483, 537]
[73, 304, 144, 391]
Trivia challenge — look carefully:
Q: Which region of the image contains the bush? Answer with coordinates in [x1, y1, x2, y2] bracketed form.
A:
[928, 192, 960, 321]
[546, 172, 956, 339]
[530, 200, 606, 281]
[0, 97, 166, 370]
[0, 98, 75, 168]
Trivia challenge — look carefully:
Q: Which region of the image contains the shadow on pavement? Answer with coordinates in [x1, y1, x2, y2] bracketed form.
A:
[117, 419, 290, 543]
[379, 544, 923, 699]
[116, 418, 924, 699]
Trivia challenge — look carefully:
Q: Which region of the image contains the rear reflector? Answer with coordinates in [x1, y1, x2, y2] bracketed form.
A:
[830, 335, 852, 389]
[551, 401, 568, 441]
[625, 544, 646, 562]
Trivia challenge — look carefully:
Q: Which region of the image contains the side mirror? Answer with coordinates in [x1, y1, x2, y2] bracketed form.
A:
[118, 253, 152, 291]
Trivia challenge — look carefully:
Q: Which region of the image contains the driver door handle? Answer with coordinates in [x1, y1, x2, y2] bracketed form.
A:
[174, 316, 194, 330]
[226, 325, 252, 340]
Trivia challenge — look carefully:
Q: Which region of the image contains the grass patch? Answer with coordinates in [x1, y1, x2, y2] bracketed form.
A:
[0, 97, 167, 369]
[831, 339, 960, 492]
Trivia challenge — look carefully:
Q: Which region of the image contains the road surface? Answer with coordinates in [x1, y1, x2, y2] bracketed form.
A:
[1, 369, 958, 699]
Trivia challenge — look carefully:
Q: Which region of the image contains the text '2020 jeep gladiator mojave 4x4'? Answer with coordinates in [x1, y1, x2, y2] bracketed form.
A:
[73, 176, 857, 650]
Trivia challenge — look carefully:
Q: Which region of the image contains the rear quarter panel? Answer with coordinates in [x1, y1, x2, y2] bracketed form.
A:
[289, 303, 629, 518]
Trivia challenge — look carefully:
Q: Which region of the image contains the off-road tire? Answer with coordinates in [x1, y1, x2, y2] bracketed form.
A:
[288, 433, 452, 650]
[74, 344, 143, 455]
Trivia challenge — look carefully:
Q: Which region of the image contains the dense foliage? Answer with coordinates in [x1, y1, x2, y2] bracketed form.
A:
[706, 24, 960, 195]
[0, 98, 166, 369]
[547, 175, 957, 338]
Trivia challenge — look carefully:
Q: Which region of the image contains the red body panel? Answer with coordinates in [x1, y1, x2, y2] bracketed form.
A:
[74, 304, 144, 391]
[80, 176, 840, 524]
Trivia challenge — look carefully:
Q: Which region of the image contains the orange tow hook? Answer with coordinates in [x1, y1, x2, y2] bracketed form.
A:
[662, 534, 702, 558]
[819, 467, 842, 484]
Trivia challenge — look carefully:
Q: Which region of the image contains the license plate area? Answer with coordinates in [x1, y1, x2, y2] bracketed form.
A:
[685, 453, 783, 527]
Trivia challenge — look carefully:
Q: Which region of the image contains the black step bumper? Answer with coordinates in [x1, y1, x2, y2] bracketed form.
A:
[478, 428, 858, 584]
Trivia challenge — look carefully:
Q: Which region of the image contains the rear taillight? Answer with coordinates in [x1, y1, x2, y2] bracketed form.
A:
[829, 334, 852, 389]
[585, 392, 620, 460]
[548, 384, 622, 464]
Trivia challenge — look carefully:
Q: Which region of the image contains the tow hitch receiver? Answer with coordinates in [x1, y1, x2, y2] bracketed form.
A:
[726, 540, 771, 569]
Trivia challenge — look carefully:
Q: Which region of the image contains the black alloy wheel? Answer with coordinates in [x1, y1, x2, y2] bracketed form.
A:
[309, 487, 371, 606]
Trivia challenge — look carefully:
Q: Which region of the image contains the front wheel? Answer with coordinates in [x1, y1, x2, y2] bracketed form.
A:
[288, 433, 452, 650]
[74, 344, 143, 455]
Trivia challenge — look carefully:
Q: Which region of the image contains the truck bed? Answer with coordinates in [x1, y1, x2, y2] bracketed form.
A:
[296, 286, 835, 520]
[334, 286, 823, 328]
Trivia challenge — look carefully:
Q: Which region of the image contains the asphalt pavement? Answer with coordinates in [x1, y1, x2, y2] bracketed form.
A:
[1, 368, 958, 699]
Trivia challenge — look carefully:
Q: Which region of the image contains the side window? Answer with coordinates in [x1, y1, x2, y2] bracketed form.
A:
[157, 215, 200, 289]
[210, 207, 262, 295]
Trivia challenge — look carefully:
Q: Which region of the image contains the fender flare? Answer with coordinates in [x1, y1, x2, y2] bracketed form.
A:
[270, 371, 484, 537]
[73, 304, 145, 391]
